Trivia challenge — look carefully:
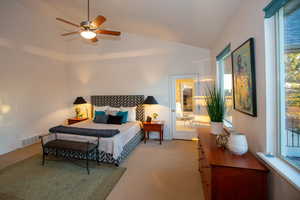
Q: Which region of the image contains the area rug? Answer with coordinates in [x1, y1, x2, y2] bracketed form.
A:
[0, 154, 126, 200]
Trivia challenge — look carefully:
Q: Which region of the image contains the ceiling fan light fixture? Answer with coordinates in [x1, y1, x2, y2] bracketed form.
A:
[80, 30, 96, 39]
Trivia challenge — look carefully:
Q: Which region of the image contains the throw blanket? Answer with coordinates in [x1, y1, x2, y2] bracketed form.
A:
[49, 125, 120, 138]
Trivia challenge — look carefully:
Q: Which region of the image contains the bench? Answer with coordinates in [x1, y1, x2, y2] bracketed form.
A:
[40, 133, 100, 174]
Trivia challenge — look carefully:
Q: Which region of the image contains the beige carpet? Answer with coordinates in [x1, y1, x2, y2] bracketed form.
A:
[107, 140, 204, 200]
[0, 155, 126, 200]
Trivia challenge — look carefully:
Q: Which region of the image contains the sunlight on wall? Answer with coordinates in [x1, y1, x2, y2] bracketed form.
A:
[0, 105, 11, 114]
[0, 103, 12, 124]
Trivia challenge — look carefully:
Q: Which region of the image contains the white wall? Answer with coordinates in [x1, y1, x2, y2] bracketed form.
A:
[0, 0, 72, 154]
[211, 0, 300, 199]
[65, 33, 212, 139]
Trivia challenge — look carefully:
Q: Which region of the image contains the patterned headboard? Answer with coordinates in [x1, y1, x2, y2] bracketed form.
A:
[91, 95, 145, 121]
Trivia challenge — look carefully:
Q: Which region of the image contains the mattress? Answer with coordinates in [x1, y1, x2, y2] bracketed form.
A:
[56, 120, 141, 159]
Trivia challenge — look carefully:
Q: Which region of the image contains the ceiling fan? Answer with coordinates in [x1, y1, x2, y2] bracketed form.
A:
[56, 0, 121, 42]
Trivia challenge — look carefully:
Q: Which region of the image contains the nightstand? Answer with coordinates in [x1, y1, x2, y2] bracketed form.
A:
[68, 118, 88, 125]
[143, 121, 165, 145]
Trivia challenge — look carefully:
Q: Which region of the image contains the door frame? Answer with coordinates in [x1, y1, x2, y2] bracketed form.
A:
[169, 74, 200, 140]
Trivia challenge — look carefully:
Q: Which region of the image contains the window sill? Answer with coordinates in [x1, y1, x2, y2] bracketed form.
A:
[257, 152, 300, 191]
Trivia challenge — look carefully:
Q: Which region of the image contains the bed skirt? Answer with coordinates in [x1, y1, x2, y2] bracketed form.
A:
[44, 130, 144, 166]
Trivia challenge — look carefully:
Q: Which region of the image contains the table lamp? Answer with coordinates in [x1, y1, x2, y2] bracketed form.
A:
[73, 97, 87, 118]
[143, 96, 159, 122]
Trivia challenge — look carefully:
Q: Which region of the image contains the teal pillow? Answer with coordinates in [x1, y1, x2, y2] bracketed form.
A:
[117, 111, 128, 123]
[93, 114, 108, 124]
[94, 111, 106, 118]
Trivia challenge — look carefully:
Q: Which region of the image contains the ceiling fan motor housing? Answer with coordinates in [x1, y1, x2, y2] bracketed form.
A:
[80, 20, 93, 29]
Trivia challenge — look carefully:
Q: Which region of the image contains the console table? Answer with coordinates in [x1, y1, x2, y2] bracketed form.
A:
[197, 127, 268, 200]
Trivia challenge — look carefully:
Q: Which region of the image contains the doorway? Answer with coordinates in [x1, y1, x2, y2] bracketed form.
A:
[170, 74, 210, 140]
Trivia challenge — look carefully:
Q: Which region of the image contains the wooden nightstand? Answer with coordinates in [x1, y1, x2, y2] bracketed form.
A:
[143, 121, 165, 145]
[68, 118, 88, 125]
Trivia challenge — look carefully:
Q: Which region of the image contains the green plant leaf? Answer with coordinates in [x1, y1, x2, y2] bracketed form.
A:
[205, 84, 225, 122]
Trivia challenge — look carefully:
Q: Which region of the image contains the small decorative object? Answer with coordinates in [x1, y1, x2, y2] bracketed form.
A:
[227, 133, 248, 155]
[152, 113, 159, 120]
[216, 133, 229, 149]
[205, 84, 225, 135]
[232, 38, 257, 117]
[73, 97, 87, 118]
[146, 116, 152, 122]
[143, 96, 159, 122]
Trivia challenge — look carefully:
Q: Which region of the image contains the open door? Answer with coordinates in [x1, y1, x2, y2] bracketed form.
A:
[170, 74, 210, 140]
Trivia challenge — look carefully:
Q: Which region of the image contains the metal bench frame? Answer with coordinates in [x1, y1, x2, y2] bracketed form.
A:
[40, 133, 100, 174]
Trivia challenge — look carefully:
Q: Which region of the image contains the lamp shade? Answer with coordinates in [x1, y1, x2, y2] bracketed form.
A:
[73, 97, 87, 105]
[143, 96, 158, 105]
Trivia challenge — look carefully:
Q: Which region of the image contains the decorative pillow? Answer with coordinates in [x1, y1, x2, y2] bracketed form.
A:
[106, 106, 121, 116]
[120, 106, 136, 121]
[108, 106, 120, 111]
[107, 115, 123, 125]
[117, 111, 128, 123]
[93, 114, 108, 124]
[94, 111, 106, 117]
[94, 106, 108, 112]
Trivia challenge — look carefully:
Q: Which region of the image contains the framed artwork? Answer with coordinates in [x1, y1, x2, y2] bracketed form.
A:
[231, 38, 257, 117]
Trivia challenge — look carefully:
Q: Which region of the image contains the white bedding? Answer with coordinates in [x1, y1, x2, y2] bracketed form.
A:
[57, 120, 141, 159]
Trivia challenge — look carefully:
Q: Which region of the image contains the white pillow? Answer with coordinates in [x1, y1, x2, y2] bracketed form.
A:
[121, 106, 137, 121]
[106, 106, 120, 116]
[94, 106, 108, 112]
[108, 106, 120, 112]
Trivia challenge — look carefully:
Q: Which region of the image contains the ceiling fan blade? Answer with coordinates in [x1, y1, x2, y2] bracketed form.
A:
[56, 18, 80, 28]
[61, 31, 80, 36]
[90, 37, 98, 43]
[95, 29, 121, 36]
[90, 15, 106, 29]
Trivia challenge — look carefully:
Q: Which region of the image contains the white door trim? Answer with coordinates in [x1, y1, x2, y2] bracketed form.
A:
[169, 74, 199, 140]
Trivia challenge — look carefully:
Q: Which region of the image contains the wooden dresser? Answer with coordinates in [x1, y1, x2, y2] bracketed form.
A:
[197, 127, 268, 200]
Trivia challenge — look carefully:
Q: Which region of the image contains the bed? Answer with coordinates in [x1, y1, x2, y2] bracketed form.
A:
[45, 95, 145, 166]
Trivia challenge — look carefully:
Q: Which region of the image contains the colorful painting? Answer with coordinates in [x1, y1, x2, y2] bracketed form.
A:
[231, 38, 257, 117]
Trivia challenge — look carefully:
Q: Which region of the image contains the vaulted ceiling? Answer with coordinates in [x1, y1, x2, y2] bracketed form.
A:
[46, 0, 242, 48]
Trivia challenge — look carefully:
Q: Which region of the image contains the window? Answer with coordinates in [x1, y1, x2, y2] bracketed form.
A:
[217, 45, 233, 125]
[276, 0, 300, 169]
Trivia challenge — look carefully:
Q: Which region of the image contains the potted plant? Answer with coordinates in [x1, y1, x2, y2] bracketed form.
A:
[205, 85, 225, 135]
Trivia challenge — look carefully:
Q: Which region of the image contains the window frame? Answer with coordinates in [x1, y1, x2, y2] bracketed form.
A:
[217, 52, 233, 126]
[274, 7, 300, 171]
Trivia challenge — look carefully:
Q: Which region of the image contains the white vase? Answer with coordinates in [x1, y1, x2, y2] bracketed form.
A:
[210, 122, 223, 135]
[227, 133, 248, 155]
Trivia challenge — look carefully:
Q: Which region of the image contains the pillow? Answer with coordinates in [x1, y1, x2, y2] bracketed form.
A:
[106, 106, 120, 116]
[107, 115, 123, 125]
[117, 111, 128, 123]
[108, 106, 120, 112]
[120, 106, 136, 121]
[94, 111, 106, 117]
[94, 106, 108, 112]
[93, 114, 108, 124]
